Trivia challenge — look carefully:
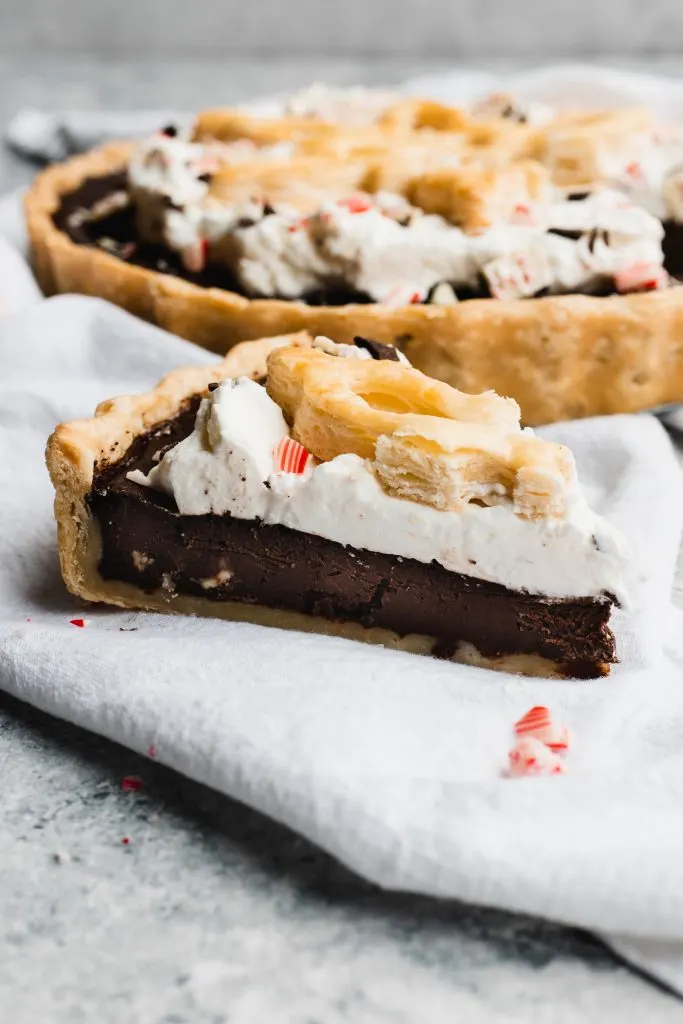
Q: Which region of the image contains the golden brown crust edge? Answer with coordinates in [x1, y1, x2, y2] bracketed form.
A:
[27, 145, 683, 425]
[45, 332, 311, 603]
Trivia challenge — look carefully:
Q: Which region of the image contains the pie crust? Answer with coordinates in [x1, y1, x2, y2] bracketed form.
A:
[46, 332, 604, 678]
[27, 141, 683, 426]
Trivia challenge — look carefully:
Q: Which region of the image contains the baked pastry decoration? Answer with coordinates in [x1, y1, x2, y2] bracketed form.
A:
[26, 85, 683, 425]
[47, 332, 628, 678]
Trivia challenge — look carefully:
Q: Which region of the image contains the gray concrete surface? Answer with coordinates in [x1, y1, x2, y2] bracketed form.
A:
[2, 55, 683, 1023]
[3, 0, 683, 58]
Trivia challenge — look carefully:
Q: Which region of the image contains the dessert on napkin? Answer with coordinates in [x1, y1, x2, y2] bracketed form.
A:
[47, 332, 628, 678]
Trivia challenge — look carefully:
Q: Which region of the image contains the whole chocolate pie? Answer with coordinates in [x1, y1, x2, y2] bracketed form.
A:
[46, 332, 628, 678]
[27, 85, 683, 425]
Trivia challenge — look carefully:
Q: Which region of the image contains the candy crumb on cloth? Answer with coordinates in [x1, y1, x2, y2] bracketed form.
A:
[506, 736, 567, 778]
[514, 704, 572, 751]
[504, 705, 572, 778]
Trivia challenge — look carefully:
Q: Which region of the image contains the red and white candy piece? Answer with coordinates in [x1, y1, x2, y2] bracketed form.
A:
[337, 194, 372, 214]
[483, 247, 552, 301]
[182, 238, 208, 274]
[614, 261, 668, 294]
[509, 202, 536, 226]
[69, 618, 90, 628]
[381, 285, 425, 307]
[623, 160, 644, 182]
[506, 737, 567, 778]
[273, 436, 312, 475]
[514, 705, 571, 752]
[288, 215, 313, 233]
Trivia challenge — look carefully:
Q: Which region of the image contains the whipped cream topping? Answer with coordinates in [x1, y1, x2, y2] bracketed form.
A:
[283, 83, 398, 124]
[229, 187, 667, 301]
[470, 92, 554, 128]
[575, 126, 683, 224]
[129, 366, 628, 602]
[127, 124, 670, 298]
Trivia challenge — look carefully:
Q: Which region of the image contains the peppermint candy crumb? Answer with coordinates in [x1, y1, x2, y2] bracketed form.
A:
[506, 736, 567, 778]
[504, 705, 572, 778]
[273, 436, 312, 475]
[514, 704, 571, 751]
[614, 261, 668, 294]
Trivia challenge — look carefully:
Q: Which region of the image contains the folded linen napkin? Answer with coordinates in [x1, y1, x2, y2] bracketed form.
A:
[1, 281, 683, 980]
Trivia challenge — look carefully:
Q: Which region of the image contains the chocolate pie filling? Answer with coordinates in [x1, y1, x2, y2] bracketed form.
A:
[87, 399, 617, 678]
[54, 171, 681, 305]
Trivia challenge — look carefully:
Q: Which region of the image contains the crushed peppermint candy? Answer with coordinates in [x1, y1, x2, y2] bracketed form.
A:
[273, 436, 312, 475]
[381, 286, 425, 307]
[614, 261, 668, 294]
[182, 239, 208, 274]
[509, 202, 536, 226]
[506, 737, 567, 778]
[514, 705, 571, 752]
[484, 247, 553, 301]
[623, 160, 644, 181]
[147, 744, 158, 759]
[69, 618, 90, 628]
[337, 194, 372, 214]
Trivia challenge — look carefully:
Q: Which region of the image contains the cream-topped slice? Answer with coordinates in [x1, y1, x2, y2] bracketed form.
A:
[129, 374, 629, 602]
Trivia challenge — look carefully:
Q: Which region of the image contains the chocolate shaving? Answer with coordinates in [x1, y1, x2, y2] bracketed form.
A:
[160, 125, 178, 138]
[587, 228, 609, 253]
[547, 227, 582, 241]
[353, 336, 401, 361]
[197, 172, 213, 184]
[207, 382, 220, 391]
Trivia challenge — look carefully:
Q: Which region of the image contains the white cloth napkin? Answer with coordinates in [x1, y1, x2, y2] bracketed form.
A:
[4, 65, 683, 994]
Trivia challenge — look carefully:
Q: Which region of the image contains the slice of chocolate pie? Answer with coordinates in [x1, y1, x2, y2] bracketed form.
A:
[46, 333, 628, 678]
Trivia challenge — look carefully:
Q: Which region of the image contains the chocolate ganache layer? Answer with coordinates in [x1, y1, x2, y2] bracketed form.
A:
[88, 401, 617, 678]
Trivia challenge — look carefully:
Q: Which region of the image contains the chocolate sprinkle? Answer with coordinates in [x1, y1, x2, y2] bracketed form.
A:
[353, 336, 401, 361]
[547, 227, 582, 241]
